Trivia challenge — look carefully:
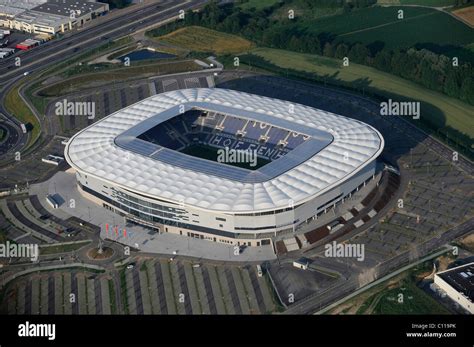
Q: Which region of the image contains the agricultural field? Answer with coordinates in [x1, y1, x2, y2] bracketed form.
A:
[400, 0, 456, 5]
[157, 26, 255, 55]
[271, 2, 344, 20]
[246, 47, 474, 139]
[378, 0, 457, 6]
[237, 0, 281, 11]
[299, 7, 473, 55]
[452, 6, 474, 26]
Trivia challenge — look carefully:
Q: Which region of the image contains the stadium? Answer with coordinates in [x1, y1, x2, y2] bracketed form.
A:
[65, 88, 384, 248]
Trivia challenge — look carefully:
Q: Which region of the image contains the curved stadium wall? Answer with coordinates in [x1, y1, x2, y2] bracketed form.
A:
[65, 88, 384, 247]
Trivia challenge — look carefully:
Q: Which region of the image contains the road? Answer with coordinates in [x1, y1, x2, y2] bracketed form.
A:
[0, 118, 20, 153]
[0, 112, 27, 160]
[0, 0, 207, 85]
[0, 0, 208, 164]
[314, 245, 453, 314]
[282, 217, 474, 314]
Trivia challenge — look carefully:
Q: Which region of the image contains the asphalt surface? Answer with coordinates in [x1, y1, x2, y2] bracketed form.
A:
[0, 0, 208, 165]
[283, 217, 474, 314]
[0, 120, 20, 155]
[0, 95, 28, 161]
[0, 0, 207, 85]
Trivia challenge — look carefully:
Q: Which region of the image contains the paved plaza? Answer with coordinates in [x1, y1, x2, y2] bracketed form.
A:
[29, 170, 276, 262]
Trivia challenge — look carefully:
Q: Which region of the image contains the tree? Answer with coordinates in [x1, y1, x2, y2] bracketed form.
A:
[374, 50, 392, 71]
[288, 35, 303, 52]
[443, 69, 461, 98]
[304, 35, 321, 55]
[348, 43, 368, 64]
[323, 42, 334, 57]
[460, 77, 474, 104]
[334, 43, 349, 59]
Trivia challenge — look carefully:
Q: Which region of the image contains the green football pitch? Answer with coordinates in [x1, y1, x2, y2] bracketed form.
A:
[180, 144, 271, 170]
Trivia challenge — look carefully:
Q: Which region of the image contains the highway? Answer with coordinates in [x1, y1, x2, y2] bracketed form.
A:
[0, 0, 208, 163]
[0, 0, 208, 85]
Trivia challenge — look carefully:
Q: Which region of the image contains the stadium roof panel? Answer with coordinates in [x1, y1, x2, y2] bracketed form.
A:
[65, 88, 384, 212]
[115, 104, 334, 183]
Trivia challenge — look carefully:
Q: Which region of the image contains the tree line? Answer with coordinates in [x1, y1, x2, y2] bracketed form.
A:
[148, 0, 474, 105]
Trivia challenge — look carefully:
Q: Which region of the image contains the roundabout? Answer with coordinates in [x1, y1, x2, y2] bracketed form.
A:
[86, 241, 115, 261]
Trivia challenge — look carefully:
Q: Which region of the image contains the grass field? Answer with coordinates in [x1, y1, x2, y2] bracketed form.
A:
[17, 37, 134, 135]
[39, 241, 91, 255]
[181, 144, 270, 170]
[4, 84, 40, 147]
[399, 0, 456, 5]
[379, 0, 456, 5]
[297, 6, 473, 57]
[272, 3, 343, 21]
[238, 0, 281, 10]
[158, 26, 255, 55]
[37, 60, 200, 97]
[371, 280, 450, 314]
[328, 258, 453, 315]
[247, 47, 474, 139]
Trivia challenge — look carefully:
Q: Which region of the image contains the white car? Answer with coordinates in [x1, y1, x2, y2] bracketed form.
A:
[23, 71, 29, 76]
[126, 264, 134, 269]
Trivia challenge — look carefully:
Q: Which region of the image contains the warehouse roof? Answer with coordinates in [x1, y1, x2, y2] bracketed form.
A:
[0, 0, 46, 17]
[31, 0, 107, 17]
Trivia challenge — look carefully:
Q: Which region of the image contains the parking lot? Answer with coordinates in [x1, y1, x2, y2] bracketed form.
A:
[120, 259, 278, 315]
[218, 73, 473, 308]
[0, 31, 27, 49]
[47, 72, 215, 136]
[0, 136, 66, 189]
[0, 259, 280, 314]
[1, 70, 471, 314]
[0, 270, 115, 315]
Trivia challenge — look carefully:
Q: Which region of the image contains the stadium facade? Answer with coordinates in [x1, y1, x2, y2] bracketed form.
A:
[65, 88, 384, 247]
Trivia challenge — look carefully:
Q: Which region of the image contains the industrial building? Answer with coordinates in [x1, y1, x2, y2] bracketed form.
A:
[65, 88, 384, 247]
[0, 0, 109, 35]
[435, 262, 474, 314]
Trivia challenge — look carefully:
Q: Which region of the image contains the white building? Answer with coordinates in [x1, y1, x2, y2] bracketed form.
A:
[435, 262, 474, 314]
[65, 88, 384, 247]
[0, 0, 109, 35]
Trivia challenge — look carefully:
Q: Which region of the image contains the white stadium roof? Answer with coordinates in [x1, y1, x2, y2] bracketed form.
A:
[65, 88, 384, 213]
